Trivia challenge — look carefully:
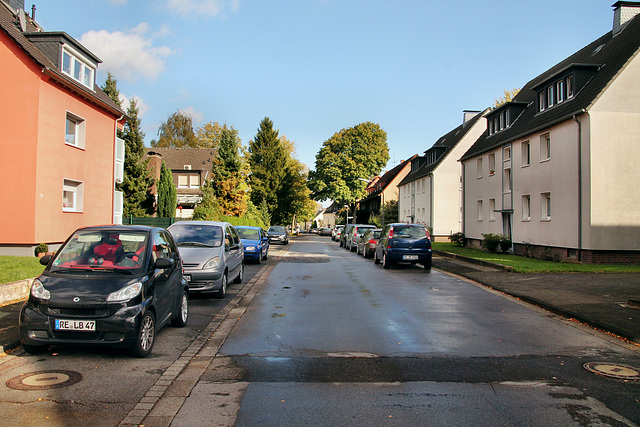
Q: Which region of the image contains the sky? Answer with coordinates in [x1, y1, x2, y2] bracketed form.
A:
[34, 0, 612, 171]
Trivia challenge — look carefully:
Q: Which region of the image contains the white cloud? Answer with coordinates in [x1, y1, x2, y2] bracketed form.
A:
[79, 23, 175, 83]
[119, 93, 149, 118]
[179, 106, 204, 124]
[164, 0, 241, 18]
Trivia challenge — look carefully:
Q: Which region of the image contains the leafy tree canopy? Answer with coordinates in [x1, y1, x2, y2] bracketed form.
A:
[153, 110, 197, 148]
[493, 88, 521, 108]
[309, 122, 389, 205]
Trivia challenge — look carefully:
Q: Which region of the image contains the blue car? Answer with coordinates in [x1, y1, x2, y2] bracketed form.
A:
[374, 223, 432, 270]
[236, 226, 269, 263]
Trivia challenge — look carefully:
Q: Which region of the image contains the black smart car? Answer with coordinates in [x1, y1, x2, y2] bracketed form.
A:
[19, 225, 189, 357]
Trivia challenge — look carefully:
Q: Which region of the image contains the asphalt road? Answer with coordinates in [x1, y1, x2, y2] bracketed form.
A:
[176, 234, 640, 426]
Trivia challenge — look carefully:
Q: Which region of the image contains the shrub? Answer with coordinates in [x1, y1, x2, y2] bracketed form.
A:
[481, 233, 501, 253]
[34, 243, 48, 257]
[499, 235, 512, 253]
[450, 232, 465, 247]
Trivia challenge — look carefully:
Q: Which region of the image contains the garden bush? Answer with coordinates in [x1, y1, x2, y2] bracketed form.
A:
[449, 232, 465, 247]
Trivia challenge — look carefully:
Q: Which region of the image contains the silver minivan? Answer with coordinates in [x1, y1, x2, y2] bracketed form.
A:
[168, 221, 244, 298]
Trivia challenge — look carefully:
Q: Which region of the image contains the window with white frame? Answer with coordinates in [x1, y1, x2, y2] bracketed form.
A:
[65, 112, 85, 148]
[489, 198, 496, 221]
[504, 146, 511, 161]
[178, 175, 189, 188]
[189, 174, 200, 188]
[63, 179, 84, 212]
[540, 133, 551, 161]
[488, 153, 496, 175]
[522, 195, 531, 221]
[522, 141, 530, 166]
[477, 200, 483, 222]
[503, 168, 512, 193]
[477, 157, 483, 179]
[541, 192, 551, 220]
[61, 47, 95, 89]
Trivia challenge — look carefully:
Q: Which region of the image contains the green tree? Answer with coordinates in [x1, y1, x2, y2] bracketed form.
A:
[248, 117, 288, 220]
[101, 72, 122, 108]
[196, 121, 223, 148]
[308, 122, 389, 208]
[209, 125, 248, 216]
[117, 98, 155, 217]
[157, 161, 177, 217]
[493, 88, 521, 108]
[153, 110, 197, 148]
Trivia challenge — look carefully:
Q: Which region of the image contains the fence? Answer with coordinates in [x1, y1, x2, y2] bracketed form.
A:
[122, 217, 185, 228]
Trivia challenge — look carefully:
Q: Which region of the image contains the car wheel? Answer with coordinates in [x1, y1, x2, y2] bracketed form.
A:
[131, 311, 155, 358]
[171, 290, 189, 327]
[364, 249, 372, 259]
[424, 257, 432, 271]
[382, 252, 392, 269]
[374, 250, 380, 264]
[215, 273, 228, 299]
[339, 240, 343, 247]
[350, 242, 357, 252]
[22, 344, 49, 354]
[263, 250, 268, 261]
[256, 252, 262, 264]
[234, 263, 244, 284]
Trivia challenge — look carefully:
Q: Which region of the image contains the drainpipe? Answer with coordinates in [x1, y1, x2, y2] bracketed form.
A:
[429, 172, 434, 233]
[573, 111, 586, 262]
[461, 163, 465, 237]
[114, 114, 125, 223]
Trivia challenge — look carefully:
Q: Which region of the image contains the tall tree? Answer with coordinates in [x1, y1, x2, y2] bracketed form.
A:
[117, 98, 155, 217]
[308, 122, 389, 207]
[101, 72, 122, 108]
[248, 117, 288, 219]
[153, 110, 197, 148]
[157, 161, 177, 217]
[209, 125, 248, 216]
[196, 121, 224, 148]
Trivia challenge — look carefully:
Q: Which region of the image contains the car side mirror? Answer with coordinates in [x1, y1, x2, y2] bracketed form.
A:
[155, 258, 173, 269]
[39, 254, 52, 266]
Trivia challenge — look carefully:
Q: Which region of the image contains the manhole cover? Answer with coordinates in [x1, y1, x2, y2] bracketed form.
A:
[6, 370, 83, 390]
[583, 362, 640, 380]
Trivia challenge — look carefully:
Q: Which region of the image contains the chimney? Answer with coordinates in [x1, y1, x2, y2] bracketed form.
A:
[31, 4, 35, 20]
[613, 1, 640, 35]
[462, 110, 481, 126]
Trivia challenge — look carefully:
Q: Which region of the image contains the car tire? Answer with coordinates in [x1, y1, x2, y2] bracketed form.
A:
[263, 251, 268, 261]
[131, 311, 155, 358]
[339, 240, 343, 247]
[382, 252, 392, 269]
[215, 273, 227, 299]
[234, 263, 244, 284]
[22, 343, 49, 354]
[256, 253, 262, 264]
[171, 290, 189, 327]
[423, 257, 432, 271]
[374, 251, 380, 264]
[350, 242, 357, 252]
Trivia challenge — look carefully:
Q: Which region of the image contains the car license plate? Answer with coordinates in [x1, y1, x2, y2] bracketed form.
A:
[184, 275, 191, 282]
[55, 319, 96, 331]
[403, 255, 419, 260]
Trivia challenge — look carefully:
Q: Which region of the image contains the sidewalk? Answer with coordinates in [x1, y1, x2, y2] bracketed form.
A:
[1, 254, 638, 356]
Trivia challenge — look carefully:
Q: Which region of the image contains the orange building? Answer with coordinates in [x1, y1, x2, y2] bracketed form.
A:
[0, 1, 126, 255]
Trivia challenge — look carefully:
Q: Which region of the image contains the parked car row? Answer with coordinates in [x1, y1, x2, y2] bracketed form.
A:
[330, 223, 433, 270]
[20, 221, 288, 358]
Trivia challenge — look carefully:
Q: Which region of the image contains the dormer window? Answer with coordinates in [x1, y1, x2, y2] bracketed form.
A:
[536, 65, 595, 112]
[61, 46, 95, 89]
[486, 103, 524, 136]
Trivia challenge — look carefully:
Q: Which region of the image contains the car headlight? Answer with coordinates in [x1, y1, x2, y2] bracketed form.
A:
[107, 282, 142, 302]
[246, 246, 256, 251]
[203, 256, 220, 270]
[30, 278, 50, 300]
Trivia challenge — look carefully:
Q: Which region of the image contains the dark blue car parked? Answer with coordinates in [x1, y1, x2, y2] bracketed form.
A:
[374, 223, 432, 270]
[236, 226, 269, 263]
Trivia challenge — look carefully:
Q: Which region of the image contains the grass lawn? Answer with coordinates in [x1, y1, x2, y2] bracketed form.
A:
[0, 256, 46, 284]
[432, 242, 640, 273]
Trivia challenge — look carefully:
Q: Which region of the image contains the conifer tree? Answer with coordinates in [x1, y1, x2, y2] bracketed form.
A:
[101, 72, 122, 108]
[210, 125, 247, 216]
[157, 161, 177, 217]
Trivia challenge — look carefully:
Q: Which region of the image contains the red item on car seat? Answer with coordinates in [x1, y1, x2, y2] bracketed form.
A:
[94, 235, 122, 264]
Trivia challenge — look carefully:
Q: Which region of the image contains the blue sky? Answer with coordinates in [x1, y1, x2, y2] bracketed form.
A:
[36, 0, 610, 170]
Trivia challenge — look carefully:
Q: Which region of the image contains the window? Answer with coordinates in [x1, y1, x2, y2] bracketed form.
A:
[556, 80, 565, 103]
[539, 91, 546, 111]
[503, 168, 511, 193]
[522, 141, 530, 166]
[61, 47, 95, 89]
[488, 153, 496, 175]
[477, 200, 483, 222]
[504, 146, 511, 161]
[546, 85, 555, 108]
[489, 198, 496, 221]
[189, 175, 200, 188]
[541, 133, 551, 161]
[63, 179, 83, 212]
[566, 75, 574, 98]
[65, 112, 85, 148]
[115, 137, 124, 183]
[541, 192, 551, 220]
[477, 158, 483, 179]
[522, 195, 531, 221]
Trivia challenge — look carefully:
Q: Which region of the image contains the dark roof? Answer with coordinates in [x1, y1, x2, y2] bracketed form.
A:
[0, 2, 126, 118]
[359, 156, 415, 203]
[460, 14, 640, 161]
[398, 109, 487, 186]
[145, 148, 216, 171]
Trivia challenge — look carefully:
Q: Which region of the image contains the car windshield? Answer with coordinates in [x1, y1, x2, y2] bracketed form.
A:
[170, 224, 223, 247]
[268, 226, 285, 233]
[393, 226, 428, 239]
[237, 228, 260, 240]
[50, 230, 148, 272]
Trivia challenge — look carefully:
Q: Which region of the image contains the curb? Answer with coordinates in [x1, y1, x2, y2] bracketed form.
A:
[433, 250, 514, 272]
[0, 278, 32, 307]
